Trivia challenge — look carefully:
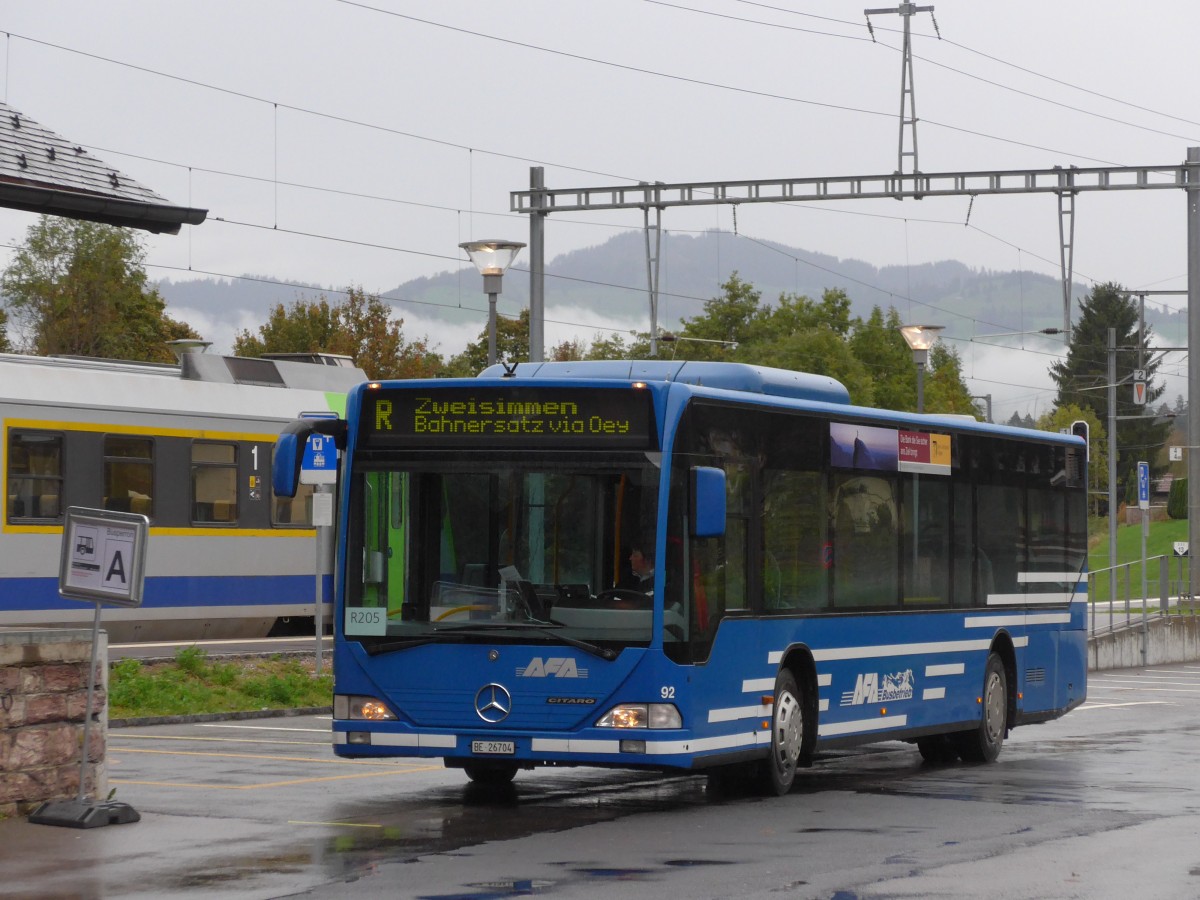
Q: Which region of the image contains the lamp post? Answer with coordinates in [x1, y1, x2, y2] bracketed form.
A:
[459, 239, 526, 366]
[898, 324, 944, 413]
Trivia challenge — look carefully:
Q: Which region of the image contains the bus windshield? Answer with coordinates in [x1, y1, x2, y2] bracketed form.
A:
[346, 454, 662, 651]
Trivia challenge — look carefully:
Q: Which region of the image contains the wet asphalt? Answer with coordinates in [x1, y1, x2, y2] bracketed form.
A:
[2, 663, 1200, 899]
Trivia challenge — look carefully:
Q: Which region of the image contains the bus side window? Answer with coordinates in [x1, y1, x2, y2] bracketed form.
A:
[762, 469, 827, 611]
[976, 482, 1023, 596]
[901, 474, 951, 606]
[831, 474, 899, 608]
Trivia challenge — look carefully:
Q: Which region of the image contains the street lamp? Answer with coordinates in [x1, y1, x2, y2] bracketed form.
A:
[898, 324, 944, 413]
[459, 239, 526, 366]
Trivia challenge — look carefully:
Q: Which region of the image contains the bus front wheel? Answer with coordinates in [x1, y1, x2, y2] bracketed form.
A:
[759, 668, 804, 796]
[463, 762, 518, 786]
[955, 652, 1007, 763]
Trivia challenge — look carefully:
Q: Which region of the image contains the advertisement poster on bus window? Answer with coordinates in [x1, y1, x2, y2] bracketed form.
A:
[829, 423, 951, 476]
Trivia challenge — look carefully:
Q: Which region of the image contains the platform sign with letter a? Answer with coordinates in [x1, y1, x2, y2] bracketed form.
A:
[58, 507, 149, 607]
[1137, 461, 1150, 511]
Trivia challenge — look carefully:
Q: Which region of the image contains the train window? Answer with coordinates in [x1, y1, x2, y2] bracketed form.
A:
[271, 446, 314, 526]
[7, 430, 63, 521]
[104, 436, 154, 517]
[192, 441, 238, 525]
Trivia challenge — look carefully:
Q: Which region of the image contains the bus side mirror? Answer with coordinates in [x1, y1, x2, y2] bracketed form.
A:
[272, 417, 347, 498]
[691, 466, 726, 538]
[1071, 420, 1089, 461]
[273, 426, 305, 498]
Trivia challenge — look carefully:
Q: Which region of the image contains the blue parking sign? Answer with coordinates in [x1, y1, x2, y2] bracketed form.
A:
[300, 412, 339, 485]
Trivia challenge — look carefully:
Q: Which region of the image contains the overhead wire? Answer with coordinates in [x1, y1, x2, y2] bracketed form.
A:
[0, 11, 1184, 399]
[732, 0, 1200, 131]
[0, 23, 1169, 298]
[651, 0, 1200, 145]
[328, 3, 1127, 166]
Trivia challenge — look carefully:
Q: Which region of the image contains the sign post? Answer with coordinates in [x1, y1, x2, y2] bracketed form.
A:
[29, 508, 148, 829]
[1137, 461, 1150, 664]
[300, 412, 339, 675]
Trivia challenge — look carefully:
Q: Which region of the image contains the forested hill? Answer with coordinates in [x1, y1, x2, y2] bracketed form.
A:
[156, 230, 1184, 341]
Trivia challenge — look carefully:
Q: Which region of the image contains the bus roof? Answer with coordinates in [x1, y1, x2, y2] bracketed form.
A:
[477, 360, 1083, 447]
[478, 360, 852, 406]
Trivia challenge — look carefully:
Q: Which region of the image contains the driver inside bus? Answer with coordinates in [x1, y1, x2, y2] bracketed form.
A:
[628, 544, 655, 592]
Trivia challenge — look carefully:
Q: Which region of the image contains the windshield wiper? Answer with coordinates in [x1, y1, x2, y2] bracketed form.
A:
[364, 627, 502, 656]
[496, 623, 618, 660]
[364, 623, 617, 660]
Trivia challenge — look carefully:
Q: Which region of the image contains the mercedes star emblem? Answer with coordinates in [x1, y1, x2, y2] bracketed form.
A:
[474, 683, 512, 723]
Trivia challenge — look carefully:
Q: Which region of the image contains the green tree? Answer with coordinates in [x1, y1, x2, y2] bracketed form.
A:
[444, 309, 531, 376]
[847, 306, 916, 411]
[1, 216, 199, 362]
[1036, 403, 1108, 516]
[753, 325, 876, 405]
[585, 332, 636, 360]
[0, 306, 9, 353]
[670, 277, 975, 414]
[1050, 282, 1171, 490]
[1168, 477, 1187, 519]
[674, 272, 761, 360]
[235, 286, 441, 380]
[922, 344, 979, 415]
[548, 331, 641, 362]
[235, 297, 339, 357]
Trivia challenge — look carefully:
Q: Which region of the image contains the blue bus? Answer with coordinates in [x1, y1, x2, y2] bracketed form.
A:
[274, 361, 1088, 794]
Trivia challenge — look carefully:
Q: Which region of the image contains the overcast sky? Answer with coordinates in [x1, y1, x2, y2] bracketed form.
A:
[1, 0, 1196, 420]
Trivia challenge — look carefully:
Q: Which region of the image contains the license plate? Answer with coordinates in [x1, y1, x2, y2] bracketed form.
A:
[472, 740, 515, 755]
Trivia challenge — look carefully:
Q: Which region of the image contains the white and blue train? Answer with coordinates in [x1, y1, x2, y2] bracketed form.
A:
[1, 347, 364, 641]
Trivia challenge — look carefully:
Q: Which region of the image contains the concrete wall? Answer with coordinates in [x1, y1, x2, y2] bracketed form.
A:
[0, 627, 107, 818]
[1089, 617, 1200, 671]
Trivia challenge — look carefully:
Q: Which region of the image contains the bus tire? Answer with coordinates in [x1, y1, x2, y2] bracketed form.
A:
[758, 668, 804, 796]
[916, 734, 959, 764]
[955, 652, 1007, 763]
[463, 762, 518, 786]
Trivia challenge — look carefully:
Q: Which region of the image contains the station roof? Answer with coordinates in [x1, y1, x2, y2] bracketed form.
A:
[0, 100, 207, 234]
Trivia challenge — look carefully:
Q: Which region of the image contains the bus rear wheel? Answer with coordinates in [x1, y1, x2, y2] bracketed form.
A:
[954, 652, 1007, 763]
[463, 762, 518, 786]
[758, 669, 804, 796]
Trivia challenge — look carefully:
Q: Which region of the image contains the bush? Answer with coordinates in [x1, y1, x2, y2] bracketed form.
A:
[1169, 477, 1188, 519]
[175, 645, 209, 675]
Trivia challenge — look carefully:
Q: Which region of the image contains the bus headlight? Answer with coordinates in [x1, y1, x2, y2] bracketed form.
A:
[334, 694, 397, 721]
[595, 703, 681, 729]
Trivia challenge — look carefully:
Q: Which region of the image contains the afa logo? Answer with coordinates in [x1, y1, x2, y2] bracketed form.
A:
[840, 668, 914, 706]
[516, 657, 589, 678]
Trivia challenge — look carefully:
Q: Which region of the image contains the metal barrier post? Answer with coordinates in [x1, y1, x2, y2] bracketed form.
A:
[1124, 564, 1131, 623]
[1161, 555, 1170, 614]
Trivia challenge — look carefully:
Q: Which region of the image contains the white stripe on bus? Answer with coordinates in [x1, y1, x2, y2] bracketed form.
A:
[741, 677, 775, 692]
[987, 593, 1075, 605]
[708, 704, 771, 724]
[332, 732, 457, 749]
[925, 663, 965, 676]
[770, 636, 1028, 666]
[531, 738, 620, 754]
[965, 613, 1073, 628]
[741, 670, 833, 695]
[818, 714, 909, 737]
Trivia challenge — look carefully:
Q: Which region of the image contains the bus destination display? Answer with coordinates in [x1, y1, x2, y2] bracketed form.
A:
[360, 387, 655, 450]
